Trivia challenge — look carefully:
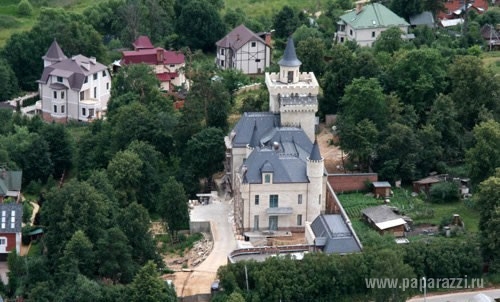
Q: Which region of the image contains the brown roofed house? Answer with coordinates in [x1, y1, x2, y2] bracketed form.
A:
[216, 24, 272, 74]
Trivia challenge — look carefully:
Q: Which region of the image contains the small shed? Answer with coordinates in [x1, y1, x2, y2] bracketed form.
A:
[412, 174, 447, 193]
[372, 181, 391, 198]
[361, 205, 407, 237]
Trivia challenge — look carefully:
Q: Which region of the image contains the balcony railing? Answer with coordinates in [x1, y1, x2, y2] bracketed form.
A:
[266, 207, 293, 215]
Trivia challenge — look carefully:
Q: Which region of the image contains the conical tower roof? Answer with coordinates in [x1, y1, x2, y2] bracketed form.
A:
[42, 39, 67, 61]
[278, 37, 301, 67]
[309, 139, 322, 161]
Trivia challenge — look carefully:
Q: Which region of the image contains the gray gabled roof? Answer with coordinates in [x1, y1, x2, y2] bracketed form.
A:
[409, 11, 435, 28]
[278, 37, 301, 67]
[216, 24, 269, 50]
[0, 171, 22, 196]
[242, 128, 314, 184]
[38, 55, 108, 91]
[311, 214, 362, 254]
[42, 39, 67, 62]
[0, 203, 22, 233]
[361, 205, 402, 223]
[230, 112, 280, 148]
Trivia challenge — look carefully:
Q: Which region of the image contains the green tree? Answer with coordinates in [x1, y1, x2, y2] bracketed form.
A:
[0, 59, 19, 101]
[226, 292, 245, 302]
[466, 120, 500, 185]
[2, 8, 106, 90]
[429, 182, 460, 203]
[368, 248, 416, 302]
[389, 0, 421, 20]
[0, 126, 54, 184]
[130, 261, 176, 302]
[76, 120, 113, 179]
[61, 230, 95, 278]
[374, 27, 406, 54]
[41, 180, 110, 263]
[57, 274, 103, 302]
[126, 141, 165, 211]
[382, 48, 448, 123]
[175, 0, 225, 51]
[17, 0, 33, 16]
[272, 6, 305, 39]
[117, 202, 160, 265]
[292, 25, 324, 45]
[108, 64, 164, 116]
[40, 123, 74, 179]
[223, 8, 246, 30]
[158, 177, 189, 238]
[375, 122, 421, 182]
[96, 227, 136, 283]
[427, 94, 464, 163]
[184, 127, 225, 181]
[107, 149, 143, 205]
[320, 44, 355, 114]
[475, 169, 500, 272]
[449, 56, 500, 130]
[296, 37, 326, 76]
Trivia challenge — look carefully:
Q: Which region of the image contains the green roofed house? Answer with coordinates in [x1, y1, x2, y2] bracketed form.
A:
[0, 169, 22, 203]
[335, 1, 409, 47]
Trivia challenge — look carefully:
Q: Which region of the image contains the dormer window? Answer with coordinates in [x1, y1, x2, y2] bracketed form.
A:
[57, 76, 63, 83]
[263, 173, 272, 184]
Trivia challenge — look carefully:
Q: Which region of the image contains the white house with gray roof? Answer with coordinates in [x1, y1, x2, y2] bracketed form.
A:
[216, 24, 271, 74]
[335, 2, 409, 47]
[226, 38, 325, 234]
[38, 40, 111, 123]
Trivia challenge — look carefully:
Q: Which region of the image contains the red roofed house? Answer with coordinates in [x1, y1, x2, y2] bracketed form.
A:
[216, 24, 271, 74]
[438, 0, 488, 21]
[121, 36, 188, 92]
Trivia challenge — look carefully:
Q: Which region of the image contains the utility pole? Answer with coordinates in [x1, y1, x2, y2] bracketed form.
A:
[244, 265, 249, 292]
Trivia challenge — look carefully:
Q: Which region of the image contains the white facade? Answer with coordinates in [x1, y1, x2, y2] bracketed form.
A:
[265, 71, 319, 142]
[336, 24, 409, 47]
[236, 169, 326, 232]
[217, 41, 271, 74]
[40, 69, 111, 122]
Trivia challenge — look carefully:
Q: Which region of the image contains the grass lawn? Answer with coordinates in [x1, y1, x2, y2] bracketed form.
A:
[27, 241, 41, 256]
[338, 188, 480, 233]
[223, 0, 329, 18]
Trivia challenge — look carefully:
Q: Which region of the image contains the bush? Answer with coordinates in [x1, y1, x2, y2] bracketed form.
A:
[17, 0, 33, 17]
[429, 182, 460, 203]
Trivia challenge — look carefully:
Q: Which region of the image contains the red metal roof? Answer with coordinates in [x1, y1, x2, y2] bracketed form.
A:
[438, 0, 488, 20]
[121, 48, 185, 65]
[133, 36, 154, 50]
[156, 72, 178, 82]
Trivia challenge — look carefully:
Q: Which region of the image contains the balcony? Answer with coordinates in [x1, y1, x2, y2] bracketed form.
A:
[266, 207, 293, 215]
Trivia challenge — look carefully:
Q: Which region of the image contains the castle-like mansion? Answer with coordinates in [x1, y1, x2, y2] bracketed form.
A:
[225, 38, 326, 234]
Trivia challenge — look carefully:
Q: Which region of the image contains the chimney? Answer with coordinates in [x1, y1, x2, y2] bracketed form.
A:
[355, 0, 364, 14]
[156, 49, 164, 64]
[89, 57, 96, 64]
[236, 34, 240, 41]
[265, 32, 272, 45]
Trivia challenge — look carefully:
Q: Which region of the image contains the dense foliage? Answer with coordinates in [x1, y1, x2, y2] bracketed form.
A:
[216, 236, 482, 301]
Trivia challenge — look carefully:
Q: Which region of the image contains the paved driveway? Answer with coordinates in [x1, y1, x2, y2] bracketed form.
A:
[179, 198, 236, 297]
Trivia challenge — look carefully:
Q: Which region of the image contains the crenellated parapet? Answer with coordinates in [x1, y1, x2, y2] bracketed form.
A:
[265, 72, 320, 95]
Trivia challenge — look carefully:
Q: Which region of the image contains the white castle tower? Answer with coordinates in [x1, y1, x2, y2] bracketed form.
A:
[307, 139, 326, 219]
[265, 37, 320, 142]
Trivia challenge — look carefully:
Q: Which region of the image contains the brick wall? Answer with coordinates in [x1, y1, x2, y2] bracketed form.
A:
[328, 173, 378, 193]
